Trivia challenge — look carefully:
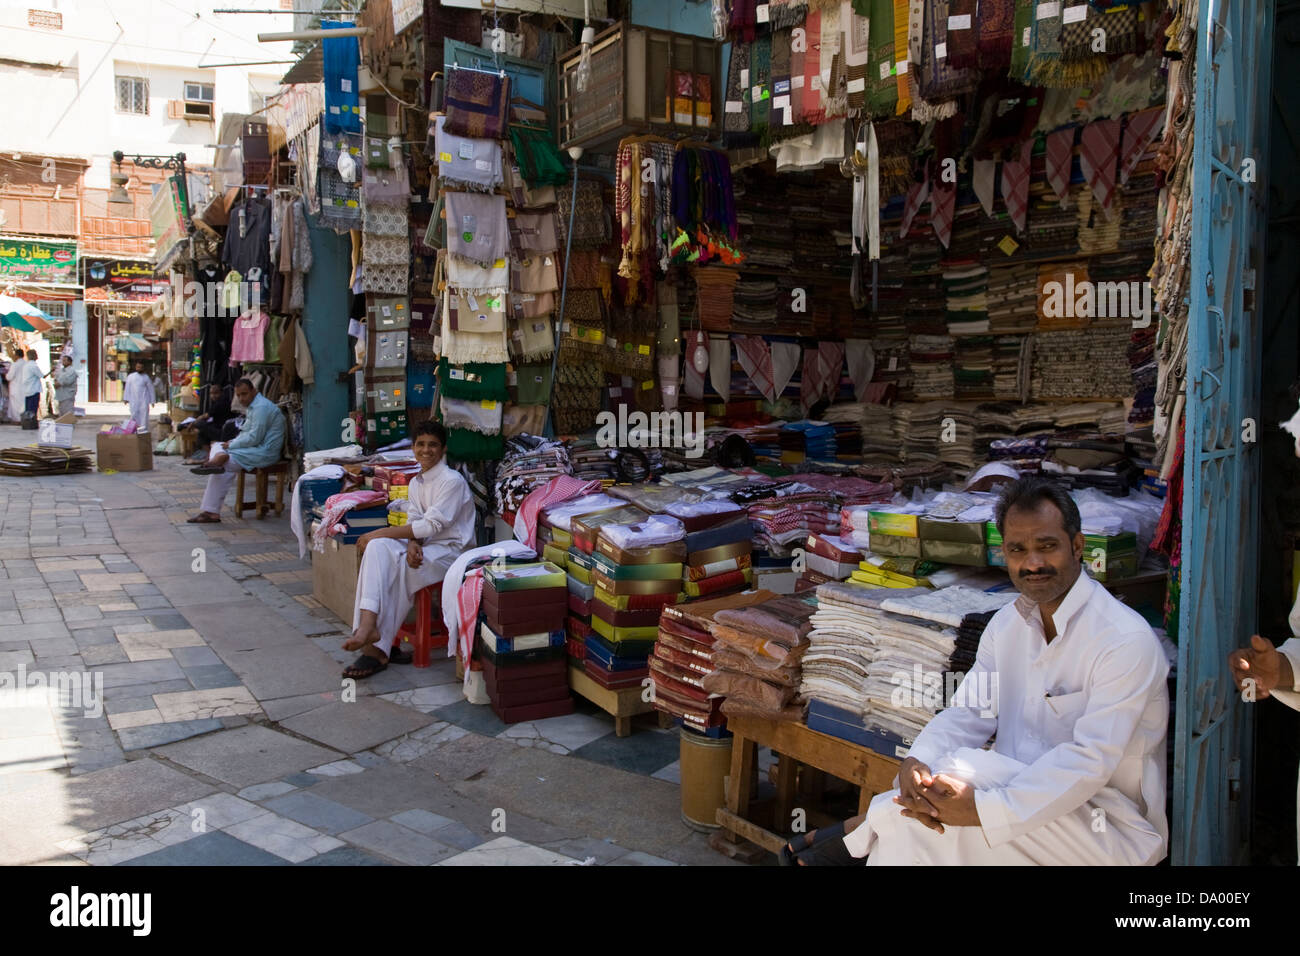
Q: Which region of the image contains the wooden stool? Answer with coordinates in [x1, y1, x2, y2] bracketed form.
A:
[234, 461, 289, 519]
[395, 583, 449, 668]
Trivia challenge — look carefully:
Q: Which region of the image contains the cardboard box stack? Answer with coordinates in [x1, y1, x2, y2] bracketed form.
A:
[796, 531, 864, 592]
[665, 500, 755, 601]
[586, 516, 687, 691]
[478, 561, 572, 723]
[373, 461, 420, 527]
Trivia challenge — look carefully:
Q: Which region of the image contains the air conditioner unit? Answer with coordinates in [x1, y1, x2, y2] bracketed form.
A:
[167, 99, 214, 121]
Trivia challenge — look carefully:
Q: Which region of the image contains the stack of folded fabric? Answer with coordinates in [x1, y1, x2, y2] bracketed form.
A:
[870, 336, 912, 394]
[952, 337, 996, 400]
[906, 335, 955, 399]
[935, 401, 980, 477]
[992, 335, 1031, 401]
[586, 515, 687, 688]
[1030, 327, 1132, 400]
[942, 263, 990, 337]
[799, 583, 883, 714]
[651, 589, 778, 734]
[478, 562, 572, 723]
[493, 436, 571, 517]
[985, 262, 1040, 334]
[1025, 182, 1081, 261]
[953, 608, 998, 673]
[693, 267, 740, 333]
[744, 488, 839, 560]
[665, 500, 754, 601]
[892, 401, 950, 463]
[701, 593, 817, 723]
[860, 401, 899, 460]
[780, 420, 836, 463]
[567, 437, 619, 482]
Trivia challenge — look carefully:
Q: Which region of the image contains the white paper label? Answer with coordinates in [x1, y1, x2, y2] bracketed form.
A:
[1062, 4, 1087, 22]
[466, 293, 478, 309]
[811, 75, 822, 90]
[773, 94, 791, 109]
[888, 356, 898, 371]
[935, 42, 948, 59]
[340, 78, 352, 93]
[608, 337, 618, 350]
[792, 74, 806, 89]
[458, 142, 474, 160]
[381, 306, 392, 316]
[740, 68, 750, 87]
[475, 159, 491, 171]
[784, 107, 794, 125]
[1037, 2, 1060, 19]
[948, 13, 971, 29]
[725, 100, 744, 113]
[846, 77, 866, 93]
[752, 84, 763, 101]
[896, 59, 909, 74]
[756, 3, 769, 22]
[1023, 26, 1033, 45]
[879, 61, 892, 80]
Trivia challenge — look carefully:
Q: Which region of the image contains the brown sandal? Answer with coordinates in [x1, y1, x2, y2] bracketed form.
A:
[186, 513, 221, 524]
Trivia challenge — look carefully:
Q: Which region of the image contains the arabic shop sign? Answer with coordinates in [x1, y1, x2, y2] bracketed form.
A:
[0, 238, 78, 283]
[83, 258, 170, 301]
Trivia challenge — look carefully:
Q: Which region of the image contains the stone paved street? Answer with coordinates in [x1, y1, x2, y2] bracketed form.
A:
[0, 412, 751, 866]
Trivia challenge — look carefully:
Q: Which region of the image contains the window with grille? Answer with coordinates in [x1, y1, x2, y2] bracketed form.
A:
[117, 76, 149, 114]
[184, 82, 214, 103]
[37, 301, 68, 320]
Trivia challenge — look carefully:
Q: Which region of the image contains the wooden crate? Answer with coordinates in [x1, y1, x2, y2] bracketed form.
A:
[312, 538, 359, 626]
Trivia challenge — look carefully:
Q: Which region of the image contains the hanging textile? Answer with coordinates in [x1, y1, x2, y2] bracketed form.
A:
[977, 0, 1015, 69]
[899, 169, 931, 236]
[444, 67, 510, 139]
[1045, 126, 1076, 204]
[683, 329, 707, 400]
[999, 138, 1033, 233]
[770, 341, 803, 398]
[1009, 0, 1035, 80]
[1079, 117, 1121, 218]
[917, 0, 979, 102]
[322, 21, 361, 135]
[735, 335, 777, 401]
[724, 41, 753, 134]
[1118, 107, 1167, 185]
[445, 191, 510, 268]
[708, 334, 732, 401]
[972, 158, 996, 217]
[893, 0, 912, 115]
[842, 1, 871, 112]
[929, 172, 956, 248]
[945, 0, 979, 69]
[865, 0, 899, 117]
[508, 125, 568, 187]
[844, 339, 876, 400]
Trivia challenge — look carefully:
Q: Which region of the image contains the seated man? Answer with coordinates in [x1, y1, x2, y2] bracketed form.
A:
[341, 421, 476, 679]
[184, 384, 235, 463]
[186, 377, 285, 524]
[786, 475, 1169, 866]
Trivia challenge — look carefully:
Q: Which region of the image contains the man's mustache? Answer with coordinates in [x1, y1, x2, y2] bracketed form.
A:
[1020, 568, 1056, 578]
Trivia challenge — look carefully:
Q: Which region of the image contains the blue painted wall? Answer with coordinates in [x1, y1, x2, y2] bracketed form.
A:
[301, 217, 353, 452]
[630, 0, 731, 111]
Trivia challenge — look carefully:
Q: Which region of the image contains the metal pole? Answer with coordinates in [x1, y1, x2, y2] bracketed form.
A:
[258, 26, 371, 41]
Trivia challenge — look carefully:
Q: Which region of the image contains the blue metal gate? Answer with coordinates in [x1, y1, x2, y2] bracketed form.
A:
[1177, 0, 1274, 864]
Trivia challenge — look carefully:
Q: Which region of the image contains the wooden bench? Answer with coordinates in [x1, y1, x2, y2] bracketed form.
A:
[567, 665, 671, 737]
[234, 461, 290, 519]
[712, 713, 902, 860]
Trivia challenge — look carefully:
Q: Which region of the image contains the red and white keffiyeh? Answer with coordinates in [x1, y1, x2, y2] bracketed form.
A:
[512, 474, 604, 550]
[312, 490, 389, 553]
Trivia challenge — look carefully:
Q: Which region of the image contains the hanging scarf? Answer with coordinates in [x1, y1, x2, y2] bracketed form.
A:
[444, 288, 506, 333]
[445, 253, 509, 296]
[802, 10, 825, 124]
[1079, 117, 1120, 218]
[438, 357, 509, 400]
[893, 0, 913, 115]
[507, 124, 568, 188]
[510, 313, 554, 363]
[899, 168, 931, 236]
[771, 27, 795, 131]
[435, 115, 504, 193]
[1118, 106, 1166, 185]
[972, 158, 997, 216]
[444, 67, 510, 140]
[1045, 125, 1076, 203]
[441, 290, 509, 364]
[842, 1, 871, 112]
[929, 172, 956, 248]
[725, 41, 753, 133]
[445, 191, 509, 269]
[749, 33, 773, 138]
[512, 210, 559, 255]
[945, 0, 979, 69]
[865, 0, 899, 118]
[321, 21, 361, 135]
[730, 0, 758, 43]
[515, 361, 554, 404]
[772, 1, 810, 29]
[999, 137, 1033, 233]
[649, 142, 676, 268]
[918, 0, 979, 100]
[441, 395, 504, 435]
[513, 253, 560, 295]
[1009, 0, 1035, 79]
[558, 179, 608, 250]
[978, 0, 1016, 68]
[735, 335, 777, 401]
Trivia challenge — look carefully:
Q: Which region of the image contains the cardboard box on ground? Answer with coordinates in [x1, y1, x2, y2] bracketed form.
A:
[96, 433, 153, 472]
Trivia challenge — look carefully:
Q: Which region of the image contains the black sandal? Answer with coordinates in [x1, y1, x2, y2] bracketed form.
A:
[342, 654, 387, 679]
[388, 646, 413, 665]
[778, 822, 864, 866]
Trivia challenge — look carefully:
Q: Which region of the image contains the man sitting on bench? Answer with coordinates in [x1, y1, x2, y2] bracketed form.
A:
[183, 384, 236, 463]
[186, 378, 285, 524]
[783, 476, 1170, 866]
[341, 421, 476, 679]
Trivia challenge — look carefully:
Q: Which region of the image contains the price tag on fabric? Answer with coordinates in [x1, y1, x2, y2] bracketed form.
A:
[642, 380, 655, 390]
[752, 85, 763, 101]
[589, 330, 604, 344]
[439, 151, 452, 163]
[792, 75, 806, 88]
[340, 79, 353, 93]
[741, 68, 750, 87]
[608, 337, 619, 349]
[998, 235, 1020, 256]
[381, 306, 392, 316]
[773, 94, 791, 109]
[1023, 26, 1032, 45]
[465, 293, 479, 309]
[475, 313, 489, 323]
[725, 100, 744, 113]
[493, 258, 506, 269]
[475, 159, 491, 171]
[888, 357, 898, 371]
[756, 4, 770, 22]
[480, 400, 497, 410]
[846, 77, 866, 93]
[774, 79, 791, 95]
[638, 344, 651, 355]
[935, 42, 947, 59]
[543, 257, 553, 266]
[459, 142, 474, 160]
[624, 342, 633, 352]
[1062, 4, 1087, 22]
[531, 322, 546, 333]
[948, 13, 971, 29]
[518, 293, 536, 302]
[879, 61, 892, 80]
[450, 368, 465, 380]
[896, 59, 909, 74]
[1037, 1, 1060, 19]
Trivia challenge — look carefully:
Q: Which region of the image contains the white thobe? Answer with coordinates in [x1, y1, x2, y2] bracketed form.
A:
[845, 571, 1170, 865]
[1274, 600, 1300, 863]
[5, 359, 26, 422]
[123, 372, 154, 432]
[351, 461, 476, 657]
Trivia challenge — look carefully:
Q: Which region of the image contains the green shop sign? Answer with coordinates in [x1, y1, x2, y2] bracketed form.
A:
[0, 238, 78, 283]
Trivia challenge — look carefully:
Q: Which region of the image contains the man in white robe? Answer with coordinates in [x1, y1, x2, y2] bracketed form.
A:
[341, 421, 476, 678]
[792, 476, 1169, 866]
[123, 361, 154, 433]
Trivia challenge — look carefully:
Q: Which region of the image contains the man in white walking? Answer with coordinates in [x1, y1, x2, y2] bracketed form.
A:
[123, 360, 154, 433]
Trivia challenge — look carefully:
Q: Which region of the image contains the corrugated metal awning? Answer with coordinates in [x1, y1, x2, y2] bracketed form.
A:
[281, 44, 323, 85]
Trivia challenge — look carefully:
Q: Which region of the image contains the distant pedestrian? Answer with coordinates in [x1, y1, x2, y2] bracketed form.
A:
[123, 360, 154, 433]
[4, 347, 26, 423]
[21, 350, 42, 419]
[51, 355, 78, 417]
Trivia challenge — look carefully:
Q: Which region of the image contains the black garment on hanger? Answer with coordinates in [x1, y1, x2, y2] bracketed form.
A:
[221, 197, 274, 290]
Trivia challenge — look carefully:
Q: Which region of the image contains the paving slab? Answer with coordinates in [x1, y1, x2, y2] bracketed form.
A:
[279, 698, 434, 753]
[153, 725, 341, 788]
[337, 820, 457, 865]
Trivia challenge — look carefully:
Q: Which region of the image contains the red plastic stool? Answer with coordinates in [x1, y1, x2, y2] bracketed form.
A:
[395, 582, 449, 668]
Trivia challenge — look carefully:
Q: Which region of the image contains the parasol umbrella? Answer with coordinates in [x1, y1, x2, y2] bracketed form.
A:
[0, 293, 54, 333]
[114, 333, 152, 352]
